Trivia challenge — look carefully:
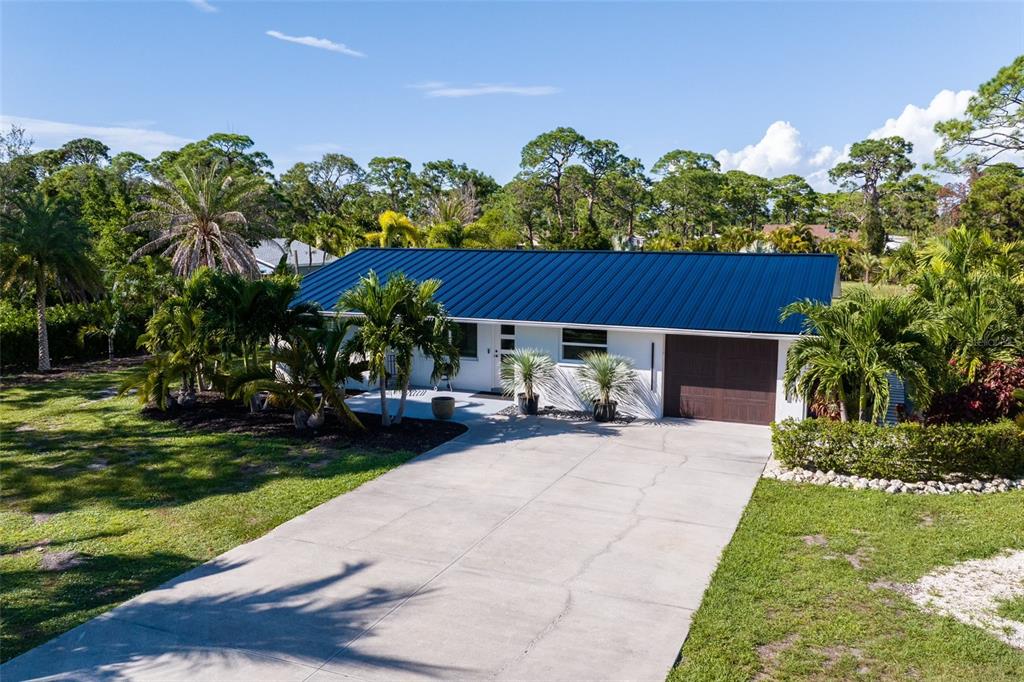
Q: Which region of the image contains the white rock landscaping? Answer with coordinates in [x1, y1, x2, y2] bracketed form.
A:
[763, 460, 1024, 495]
[896, 550, 1024, 650]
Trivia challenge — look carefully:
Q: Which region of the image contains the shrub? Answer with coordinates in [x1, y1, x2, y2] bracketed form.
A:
[0, 299, 143, 371]
[926, 359, 1024, 425]
[772, 418, 1024, 481]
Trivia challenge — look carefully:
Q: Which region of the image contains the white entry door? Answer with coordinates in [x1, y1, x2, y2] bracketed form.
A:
[491, 324, 516, 391]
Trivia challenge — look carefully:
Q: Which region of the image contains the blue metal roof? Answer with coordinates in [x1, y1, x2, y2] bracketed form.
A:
[293, 248, 839, 335]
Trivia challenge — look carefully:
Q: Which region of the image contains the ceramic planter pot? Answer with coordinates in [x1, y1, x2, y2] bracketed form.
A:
[593, 400, 617, 422]
[431, 396, 455, 420]
[518, 393, 539, 415]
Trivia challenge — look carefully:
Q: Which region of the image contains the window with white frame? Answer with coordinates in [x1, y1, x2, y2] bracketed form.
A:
[561, 328, 607, 361]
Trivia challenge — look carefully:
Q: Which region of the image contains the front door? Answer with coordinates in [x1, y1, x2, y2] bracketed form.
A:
[491, 324, 516, 391]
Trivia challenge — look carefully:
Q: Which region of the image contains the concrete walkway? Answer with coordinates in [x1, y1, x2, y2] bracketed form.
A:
[3, 416, 771, 682]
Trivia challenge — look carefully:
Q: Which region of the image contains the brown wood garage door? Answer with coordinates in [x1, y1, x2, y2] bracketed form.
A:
[664, 335, 778, 425]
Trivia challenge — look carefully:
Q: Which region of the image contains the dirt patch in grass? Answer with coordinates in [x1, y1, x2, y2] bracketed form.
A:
[143, 392, 467, 455]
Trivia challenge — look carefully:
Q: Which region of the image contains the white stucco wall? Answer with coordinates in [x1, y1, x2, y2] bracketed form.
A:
[774, 337, 805, 421]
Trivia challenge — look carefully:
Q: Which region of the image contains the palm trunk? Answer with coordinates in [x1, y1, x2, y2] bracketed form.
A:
[379, 377, 391, 426]
[35, 273, 51, 371]
[107, 333, 115, 361]
[395, 380, 409, 424]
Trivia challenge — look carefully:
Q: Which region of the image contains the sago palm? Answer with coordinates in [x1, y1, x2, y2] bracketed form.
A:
[0, 191, 100, 370]
[129, 160, 262, 277]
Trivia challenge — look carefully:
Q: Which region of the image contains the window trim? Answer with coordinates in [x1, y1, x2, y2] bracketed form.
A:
[560, 327, 608, 363]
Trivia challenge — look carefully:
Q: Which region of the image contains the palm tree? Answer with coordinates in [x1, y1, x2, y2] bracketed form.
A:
[128, 160, 262, 277]
[339, 271, 413, 426]
[366, 211, 422, 248]
[1, 191, 99, 371]
[717, 226, 758, 252]
[781, 288, 939, 422]
[393, 277, 459, 423]
[851, 251, 882, 283]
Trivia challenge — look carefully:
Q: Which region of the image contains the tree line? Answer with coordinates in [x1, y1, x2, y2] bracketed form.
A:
[0, 56, 1020, 372]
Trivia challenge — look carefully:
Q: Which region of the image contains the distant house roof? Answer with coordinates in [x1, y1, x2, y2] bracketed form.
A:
[294, 248, 839, 336]
[253, 238, 339, 274]
[762, 224, 838, 242]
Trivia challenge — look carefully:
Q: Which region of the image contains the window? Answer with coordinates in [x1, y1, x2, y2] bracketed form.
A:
[454, 322, 478, 358]
[500, 324, 515, 336]
[561, 328, 607, 361]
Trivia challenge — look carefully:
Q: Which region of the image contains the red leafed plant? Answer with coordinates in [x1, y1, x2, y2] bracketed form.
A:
[926, 358, 1024, 425]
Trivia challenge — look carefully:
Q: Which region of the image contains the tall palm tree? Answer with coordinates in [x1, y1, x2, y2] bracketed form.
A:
[366, 211, 422, 248]
[1, 191, 99, 370]
[782, 288, 939, 422]
[393, 277, 459, 423]
[128, 161, 262, 277]
[339, 271, 413, 426]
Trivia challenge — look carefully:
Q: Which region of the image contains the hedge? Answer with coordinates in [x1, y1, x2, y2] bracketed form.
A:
[0, 300, 143, 371]
[772, 418, 1024, 481]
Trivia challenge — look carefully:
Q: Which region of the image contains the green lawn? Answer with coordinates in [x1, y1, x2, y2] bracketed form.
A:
[0, 367, 421, 662]
[671, 479, 1024, 681]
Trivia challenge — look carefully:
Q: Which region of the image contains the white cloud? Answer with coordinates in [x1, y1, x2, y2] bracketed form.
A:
[186, 0, 217, 13]
[867, 89, 974, 163]
[716, 121, 804, 176]
[0, 115, 190, 158]
[715, 88, 974, 191]
[809, 145, 836, 168]
[265, 30, 365, 58]
[412, 82, 560, 98]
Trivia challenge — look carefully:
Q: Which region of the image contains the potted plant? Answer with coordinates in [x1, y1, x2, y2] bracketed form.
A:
[577, 352, 639, 422]
[501, 348, 555, 415]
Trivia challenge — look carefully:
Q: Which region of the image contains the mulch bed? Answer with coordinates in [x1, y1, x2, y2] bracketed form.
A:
[496, 405, 636, 424]
[143, 392, 467, 455]
[2, 355, 148, 387]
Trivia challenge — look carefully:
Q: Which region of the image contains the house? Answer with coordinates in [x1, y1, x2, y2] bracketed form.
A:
[761, 223, 838, 242]
[253, 238, 339, 276]
[293, 248, 840, 425]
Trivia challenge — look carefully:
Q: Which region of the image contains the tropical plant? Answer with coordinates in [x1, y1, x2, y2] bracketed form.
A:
[576, 352, 640, 419]
[128, 160, 263, 277]
[0, 191, 100, 370]
[339, 270, 413, 426]
[392, 277, 460, 423]
[782, 288, 940, 422]
[717, 226, 759, 252]
[767, 225, 815, 253]
[500, 348, 556, 412]
[120, 306, 217, 408]
[237, 329, 320, 429]
[366, 210, 422, 248]
[851, 251, 882, 284]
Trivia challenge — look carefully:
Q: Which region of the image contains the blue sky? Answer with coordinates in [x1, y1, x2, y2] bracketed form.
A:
[2, 1, 1022, 187]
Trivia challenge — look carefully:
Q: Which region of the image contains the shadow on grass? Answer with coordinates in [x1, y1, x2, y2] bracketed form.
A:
[2, 555, 467, 679]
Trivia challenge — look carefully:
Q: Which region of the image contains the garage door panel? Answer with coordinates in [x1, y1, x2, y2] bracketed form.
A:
[665, 336, 777, 425]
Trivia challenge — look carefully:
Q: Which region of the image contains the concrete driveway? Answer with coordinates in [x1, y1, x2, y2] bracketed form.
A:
[3, 416, 770, 682]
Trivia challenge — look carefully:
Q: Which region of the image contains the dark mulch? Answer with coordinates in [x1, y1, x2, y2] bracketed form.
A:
[143, 392, 467, 455]
[2, 355, 148, 387]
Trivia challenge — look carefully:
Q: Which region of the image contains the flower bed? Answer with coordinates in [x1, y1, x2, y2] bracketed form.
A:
[771, 418, 1024, 482]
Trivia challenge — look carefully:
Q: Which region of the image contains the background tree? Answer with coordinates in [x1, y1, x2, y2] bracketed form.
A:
[520, 127, 587, 239]
[651, 150, 725, 239]
[770, 174, 819, 224]
[367, 156, 415, 214]
[961, 163, 1024, 241]
[722, 170, 771, 228]
[880, 174, 940, 238]
[935, 55, 1023, 172]
[1, 191, 100, 370]
[829, 136, 914, 254]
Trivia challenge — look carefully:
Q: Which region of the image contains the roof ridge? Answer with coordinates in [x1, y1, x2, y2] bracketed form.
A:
[353, 247, 838, 258]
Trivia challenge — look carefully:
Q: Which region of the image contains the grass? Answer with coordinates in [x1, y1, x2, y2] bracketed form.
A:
[998, 595, 1024, 623]
[670, 479, 1024, 681]
[0, 367, 422, 662]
